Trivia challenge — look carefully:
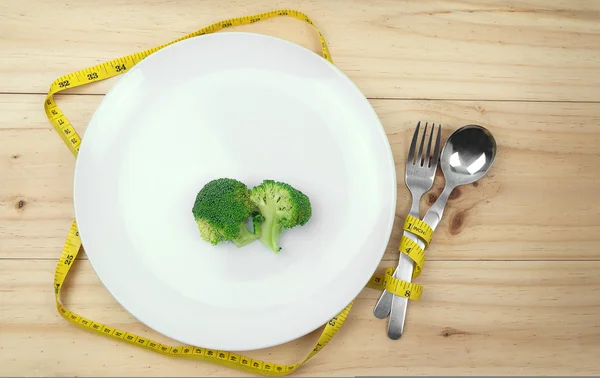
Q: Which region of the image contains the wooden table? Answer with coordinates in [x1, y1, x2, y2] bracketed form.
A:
[2, 1, 600, 376]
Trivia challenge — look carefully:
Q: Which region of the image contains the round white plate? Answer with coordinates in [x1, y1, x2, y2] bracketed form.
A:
[74, 32, 397, 351]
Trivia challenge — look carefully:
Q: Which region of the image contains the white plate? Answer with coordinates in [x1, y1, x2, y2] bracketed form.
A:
[74, 32, 397, 351]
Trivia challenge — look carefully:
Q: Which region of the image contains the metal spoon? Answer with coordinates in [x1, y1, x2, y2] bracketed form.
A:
[387, 124, 497, 340]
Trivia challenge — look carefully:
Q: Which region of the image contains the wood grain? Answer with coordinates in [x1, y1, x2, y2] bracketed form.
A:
[2, 259, 599, 376]
[3, 0, 600, 376]
[1, 0, 600, 101]
[2, 95, 600, 261]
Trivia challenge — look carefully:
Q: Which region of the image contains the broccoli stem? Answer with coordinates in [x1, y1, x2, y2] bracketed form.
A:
[256, 199, 283, 252]
[232, 223, 260, 248]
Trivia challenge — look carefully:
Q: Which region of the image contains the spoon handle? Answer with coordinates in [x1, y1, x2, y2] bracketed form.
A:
[387, 183, 454, 339]
[422, 183, 454, 232]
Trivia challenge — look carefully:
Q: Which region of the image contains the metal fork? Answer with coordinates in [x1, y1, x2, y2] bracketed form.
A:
[373, 121, 442, 338]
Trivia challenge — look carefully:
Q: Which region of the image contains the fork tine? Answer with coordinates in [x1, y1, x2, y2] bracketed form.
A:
[424, 123, 435, 167]
[417, 122, 428, 166]
[407, 121, 421, 165]
[432, 124, 442, 165]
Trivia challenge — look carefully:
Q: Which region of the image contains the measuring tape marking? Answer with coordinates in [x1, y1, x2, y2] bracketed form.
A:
[399, 235, 426, 279]
[43, 9, 332, 158]
[365, 267, 423, 300]
[382, 215, 435, 292]
[368, 215, 436, 299]
[403, 215, 433, 246]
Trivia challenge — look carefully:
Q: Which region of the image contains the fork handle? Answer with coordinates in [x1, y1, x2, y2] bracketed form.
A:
[372, 251, 415, 319]
[374, 190, 422, 319]
[387, 253, 415, 339]
[372, 269, 397, 319]
[387, 184, 453, 339]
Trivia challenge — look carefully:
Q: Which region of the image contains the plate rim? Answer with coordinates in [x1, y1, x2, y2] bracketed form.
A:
[73, 31, 398, 351]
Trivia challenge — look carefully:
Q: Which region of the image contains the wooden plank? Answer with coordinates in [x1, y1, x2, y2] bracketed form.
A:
[2, 0, 600, 101]
[2, 94, 600, 260]
[1, 259, 599, 376]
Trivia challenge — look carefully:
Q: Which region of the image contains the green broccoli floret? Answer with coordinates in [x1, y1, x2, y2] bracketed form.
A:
[192, 178, 262, 247]
[249, 180, 312, 252]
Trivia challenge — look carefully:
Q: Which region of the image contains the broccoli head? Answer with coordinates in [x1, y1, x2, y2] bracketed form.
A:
[192, 178, 261, 247]
[249, 180, 312, 252]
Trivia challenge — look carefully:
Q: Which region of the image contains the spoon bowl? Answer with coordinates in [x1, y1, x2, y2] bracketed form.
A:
[439, 124, 496, 186]
[440, 124, 497, 187]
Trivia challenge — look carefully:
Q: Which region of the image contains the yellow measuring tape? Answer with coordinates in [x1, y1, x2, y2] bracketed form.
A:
[399, 215, 433, 279]
[46, 9, 435, 376]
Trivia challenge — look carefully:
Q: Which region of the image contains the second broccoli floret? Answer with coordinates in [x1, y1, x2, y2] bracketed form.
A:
[192, 178, 261, 247]
[249, 180, 312, 252]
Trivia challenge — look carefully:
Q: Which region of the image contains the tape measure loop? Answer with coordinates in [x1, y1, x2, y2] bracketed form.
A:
[398, 235, 426, 279]
[46, 10, 359, 376]
[383, 268, 423, 300]
[403, 215, 434, 246]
